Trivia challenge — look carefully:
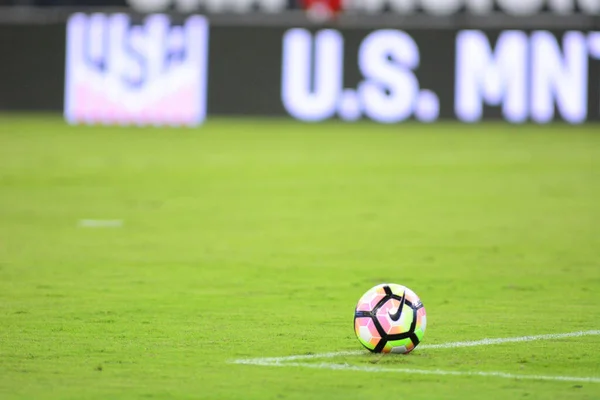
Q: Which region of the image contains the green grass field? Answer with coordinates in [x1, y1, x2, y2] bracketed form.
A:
[1, 115, 599, 399]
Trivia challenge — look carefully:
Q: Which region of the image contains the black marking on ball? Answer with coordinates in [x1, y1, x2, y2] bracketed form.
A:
[373, 338, 387, 353]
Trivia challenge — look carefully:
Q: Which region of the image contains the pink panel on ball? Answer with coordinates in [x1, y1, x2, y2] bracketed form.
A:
[404, 288, 421, 304]
[356, 286, 387, 312]
[355, 317, 382, 348]
[416, 306, 427, 330]
[354, 316, 369, 331]
[367, 319, 380, 336]
[375, 298, 397, 334]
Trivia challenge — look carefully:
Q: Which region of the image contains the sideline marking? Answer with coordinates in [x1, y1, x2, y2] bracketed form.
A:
[265, 362, 600, 383]
[231, 330, 600, 383]
[420, 329, 600, 350]
[233, 330, 600, 365]
[78, 219, 124, 228]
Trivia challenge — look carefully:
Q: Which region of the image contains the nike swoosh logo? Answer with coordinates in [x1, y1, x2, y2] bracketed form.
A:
[388, 291, 406, 322]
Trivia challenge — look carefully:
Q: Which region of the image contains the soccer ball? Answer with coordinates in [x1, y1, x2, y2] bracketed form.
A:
[354, 283, 426, 354]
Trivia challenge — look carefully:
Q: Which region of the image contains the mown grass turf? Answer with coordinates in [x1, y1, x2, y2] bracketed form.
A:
[0, 115, 599, 399]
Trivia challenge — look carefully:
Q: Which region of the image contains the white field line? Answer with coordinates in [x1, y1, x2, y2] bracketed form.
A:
[271, 362, 600, 384]
[231, 330, 600, 383]
[78, 219, 123, 228]
[420, 329, 600, 350]
[233, 330, 600, 365]
[233, 350, 364, 365]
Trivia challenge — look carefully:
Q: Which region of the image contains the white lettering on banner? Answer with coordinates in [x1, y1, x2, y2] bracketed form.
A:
[281, 29, 344, 122]
[343, 0, 599, 15]
[455, 30, 529, 123]
[531, 31, 588, 123]
[281, 28, 439, 123]
[358, 30, 421, 123]
[64, 13, 209, 126]
[455, 30, 600, 124]
[283, 28, 597, 124]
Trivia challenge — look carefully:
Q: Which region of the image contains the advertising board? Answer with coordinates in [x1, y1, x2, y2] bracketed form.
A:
[0, 13, 598, 124]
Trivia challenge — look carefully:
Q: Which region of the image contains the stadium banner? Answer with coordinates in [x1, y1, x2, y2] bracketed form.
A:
[0, 13, 599, 124]
[207, 25, 600, 124]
